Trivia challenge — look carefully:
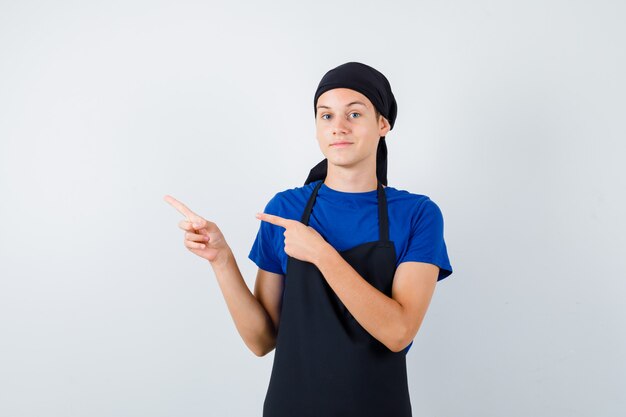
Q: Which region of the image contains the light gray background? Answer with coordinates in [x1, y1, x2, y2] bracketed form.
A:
[1, 1, 624, 416]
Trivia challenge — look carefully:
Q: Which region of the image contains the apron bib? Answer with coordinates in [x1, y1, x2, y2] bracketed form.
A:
[263, 180, 412, 417]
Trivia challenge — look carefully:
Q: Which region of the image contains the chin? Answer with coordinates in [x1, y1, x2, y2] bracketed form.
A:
[326, 157, 357, 167]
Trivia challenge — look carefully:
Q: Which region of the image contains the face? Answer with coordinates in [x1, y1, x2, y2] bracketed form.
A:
[315, 88, 390, 173]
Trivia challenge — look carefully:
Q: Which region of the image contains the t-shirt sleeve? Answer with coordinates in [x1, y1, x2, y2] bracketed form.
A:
[398, 198, 453, 281]
[248, 193, 284, 275]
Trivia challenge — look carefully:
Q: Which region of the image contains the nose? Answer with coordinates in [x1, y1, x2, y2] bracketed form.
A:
[332, 117, 350, 135]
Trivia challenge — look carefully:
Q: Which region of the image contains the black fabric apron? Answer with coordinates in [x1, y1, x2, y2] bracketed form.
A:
[263, 180, 413, 417]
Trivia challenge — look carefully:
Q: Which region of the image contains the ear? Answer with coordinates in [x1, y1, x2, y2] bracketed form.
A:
[378, 115, 391, 137]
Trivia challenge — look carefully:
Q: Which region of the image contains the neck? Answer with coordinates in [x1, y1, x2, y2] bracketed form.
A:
[323, 164, 380, 192]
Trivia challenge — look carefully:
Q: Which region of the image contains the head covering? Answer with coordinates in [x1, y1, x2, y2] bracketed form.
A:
[305, 61, 397, 186]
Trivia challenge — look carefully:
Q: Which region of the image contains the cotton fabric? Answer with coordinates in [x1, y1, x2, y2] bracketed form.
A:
[249, 180, 453, 353]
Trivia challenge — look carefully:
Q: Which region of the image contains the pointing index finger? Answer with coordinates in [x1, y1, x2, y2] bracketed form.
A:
[163, 195, 198, 220]
[256, 212, 292, 229]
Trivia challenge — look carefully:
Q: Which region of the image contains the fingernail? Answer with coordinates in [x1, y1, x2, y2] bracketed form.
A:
[193, 222, 200, 228]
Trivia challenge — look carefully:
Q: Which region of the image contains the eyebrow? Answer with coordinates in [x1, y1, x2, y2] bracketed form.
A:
[316, 101, 368, 110]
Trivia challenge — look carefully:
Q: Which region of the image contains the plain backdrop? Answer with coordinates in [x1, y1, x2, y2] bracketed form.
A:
[1, 1, 625, 416]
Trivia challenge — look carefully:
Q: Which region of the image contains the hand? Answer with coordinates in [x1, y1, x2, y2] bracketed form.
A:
[255, 212, 329, 264]
[164, 194, 230, 265]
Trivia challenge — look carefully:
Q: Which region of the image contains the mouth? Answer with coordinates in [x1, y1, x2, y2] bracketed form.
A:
[330, 142, 353, 147]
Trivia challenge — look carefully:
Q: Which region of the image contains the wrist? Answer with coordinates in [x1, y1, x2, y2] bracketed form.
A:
[209, 246, 234, 269]
[314, 242, 335, 267]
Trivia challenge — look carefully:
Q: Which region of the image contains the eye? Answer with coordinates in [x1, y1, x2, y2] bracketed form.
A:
[349, 112, 360, 118]
[321, 114, 330, 120]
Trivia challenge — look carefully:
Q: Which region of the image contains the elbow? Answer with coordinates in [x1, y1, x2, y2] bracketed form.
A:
[250, 345, 268, 357]
[252, 349, 266, 358]
[253, 346, 272, 357]
[390, 339, 411, 353]
[255, 345, 276, 357]
[388, 341, 407, 353]
[250, 339, 277, 357]
[389, 326, 414, 353]
[251, 345, 265, 357]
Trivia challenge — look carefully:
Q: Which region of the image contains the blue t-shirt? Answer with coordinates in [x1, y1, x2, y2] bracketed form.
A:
[248, 179, 453, 353]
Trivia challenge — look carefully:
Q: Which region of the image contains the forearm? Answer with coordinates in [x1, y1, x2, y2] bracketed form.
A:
[209, 247, 276, 357]
[314, 244, 406, 352]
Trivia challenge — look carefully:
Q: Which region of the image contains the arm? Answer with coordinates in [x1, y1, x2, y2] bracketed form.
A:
[315, 246, 438, 352]
[210, 249, 284, 357]
[254, 211, 440, 352]
[163, 195, 283, 357]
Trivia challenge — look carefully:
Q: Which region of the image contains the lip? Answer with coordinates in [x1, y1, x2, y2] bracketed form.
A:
[331, 142, 353, 147]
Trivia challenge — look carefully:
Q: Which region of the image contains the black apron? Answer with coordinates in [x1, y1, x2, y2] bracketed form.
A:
[263, 180, 413, 417]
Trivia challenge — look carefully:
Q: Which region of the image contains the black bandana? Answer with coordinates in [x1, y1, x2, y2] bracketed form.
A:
[305, 61, 398, 185]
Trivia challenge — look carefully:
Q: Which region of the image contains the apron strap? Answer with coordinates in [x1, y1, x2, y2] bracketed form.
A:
[377, 181, 389, 241]
[301, 179, 390, 242]
[301, 179, 324, 225]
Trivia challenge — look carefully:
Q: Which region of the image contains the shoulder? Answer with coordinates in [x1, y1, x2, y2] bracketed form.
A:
[384, 184, 433, 209]
[385, 185, 445, 223]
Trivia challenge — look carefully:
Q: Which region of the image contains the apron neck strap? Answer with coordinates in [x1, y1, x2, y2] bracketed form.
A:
[301, 180, 390, 242]
[377, 181, 389, 241]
